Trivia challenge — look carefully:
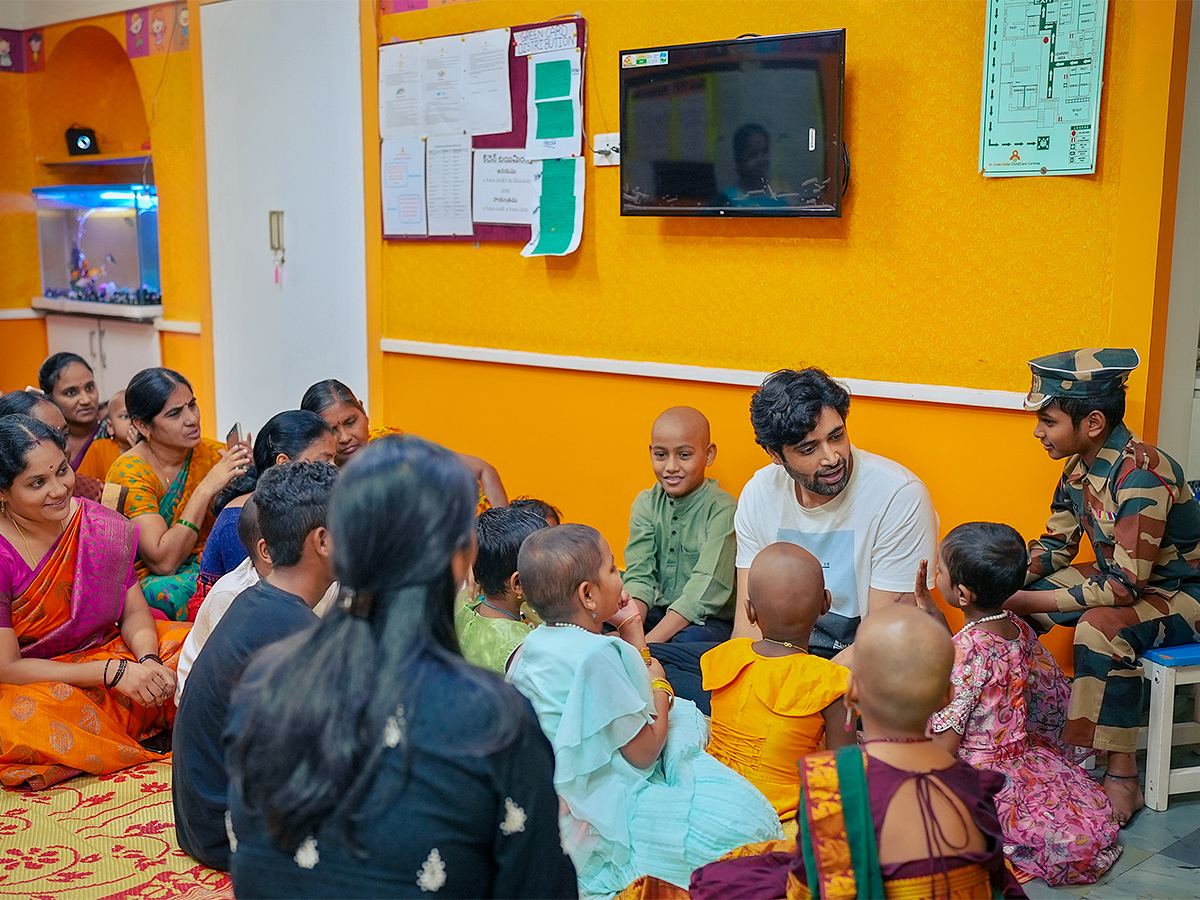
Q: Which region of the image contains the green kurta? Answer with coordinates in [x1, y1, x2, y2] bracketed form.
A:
[455, 600, 532, 673]
[622, 478, 737, 625]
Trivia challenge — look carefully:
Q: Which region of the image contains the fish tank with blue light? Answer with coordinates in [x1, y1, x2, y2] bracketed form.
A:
[32, 184, 161, 305]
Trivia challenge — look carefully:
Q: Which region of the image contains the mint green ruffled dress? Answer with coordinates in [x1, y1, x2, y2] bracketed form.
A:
[508, 626, 782, 899]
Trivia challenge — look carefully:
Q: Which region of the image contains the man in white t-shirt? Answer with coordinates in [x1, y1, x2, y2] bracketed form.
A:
[651, 368, 939, 711]
[734, 367, 938, 656]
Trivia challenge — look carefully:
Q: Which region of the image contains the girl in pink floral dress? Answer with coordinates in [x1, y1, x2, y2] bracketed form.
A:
[927, 523, 1120, 885]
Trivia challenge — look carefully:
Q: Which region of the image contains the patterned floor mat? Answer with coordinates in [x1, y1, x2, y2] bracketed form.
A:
[0, 760, 231, 900]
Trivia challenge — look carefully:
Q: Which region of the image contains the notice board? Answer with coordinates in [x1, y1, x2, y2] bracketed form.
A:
[379, 16, 587, 243]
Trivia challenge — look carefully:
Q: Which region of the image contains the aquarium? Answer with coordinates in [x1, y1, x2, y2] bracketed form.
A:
[32, 184, 161, 306]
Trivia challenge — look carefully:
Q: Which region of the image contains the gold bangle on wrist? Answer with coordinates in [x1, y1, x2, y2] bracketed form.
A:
[638, 647, 651, 662]
[651, 677, 675, 709]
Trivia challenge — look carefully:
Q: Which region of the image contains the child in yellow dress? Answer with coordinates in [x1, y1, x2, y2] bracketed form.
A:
[701, 542, 854, 827]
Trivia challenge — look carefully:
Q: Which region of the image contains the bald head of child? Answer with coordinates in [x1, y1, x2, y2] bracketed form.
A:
[848, 605, 954, 734]
[746, 542, 830, 650]
[650, 406, 716, 499]
[518, 523, 605, 623]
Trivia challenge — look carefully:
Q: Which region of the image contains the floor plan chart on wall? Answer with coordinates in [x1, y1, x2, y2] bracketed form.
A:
[979, 0, 1108, 176]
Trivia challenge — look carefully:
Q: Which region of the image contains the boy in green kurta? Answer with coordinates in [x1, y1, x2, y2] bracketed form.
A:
[455, 506, 548, 673]
[623, 407, 737, 644]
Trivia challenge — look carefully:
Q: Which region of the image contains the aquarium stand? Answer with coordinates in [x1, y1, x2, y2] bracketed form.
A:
[32, 296, 164, 322]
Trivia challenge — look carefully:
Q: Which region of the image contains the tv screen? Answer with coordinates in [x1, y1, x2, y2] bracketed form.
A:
[619, 30, 845, 217]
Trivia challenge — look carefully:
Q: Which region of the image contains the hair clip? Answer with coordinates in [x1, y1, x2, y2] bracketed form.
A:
[338, 586, 374, 619]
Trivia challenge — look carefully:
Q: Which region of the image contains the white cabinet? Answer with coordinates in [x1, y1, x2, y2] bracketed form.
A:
[44, 314, 161, 398]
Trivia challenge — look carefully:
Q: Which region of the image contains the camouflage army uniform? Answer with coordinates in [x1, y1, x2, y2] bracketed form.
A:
[1026, 423, 1200, 754]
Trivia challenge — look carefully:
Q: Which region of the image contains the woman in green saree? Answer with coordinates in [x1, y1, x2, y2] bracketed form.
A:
[106, 369, 249, 620]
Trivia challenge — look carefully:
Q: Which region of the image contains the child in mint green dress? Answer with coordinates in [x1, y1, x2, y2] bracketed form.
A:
[508, 524, 782, 898]
[455, 506, 548, 673]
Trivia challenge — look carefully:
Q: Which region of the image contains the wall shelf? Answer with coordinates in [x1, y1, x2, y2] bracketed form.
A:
[32, 296, 162, 322]
[37, 152, 151, 167]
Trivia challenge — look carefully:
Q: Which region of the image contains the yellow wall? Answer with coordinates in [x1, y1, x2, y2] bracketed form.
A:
[368, 1, 1192, 667]
[372, 1, 1188, 406]
[0, 2, 215, 420]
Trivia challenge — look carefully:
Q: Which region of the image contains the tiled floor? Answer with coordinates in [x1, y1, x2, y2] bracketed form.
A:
[1022, 748, 1200, 900]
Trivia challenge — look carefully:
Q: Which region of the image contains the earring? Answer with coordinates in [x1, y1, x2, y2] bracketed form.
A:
[591, 611, 597, 619]
[844, 705, 855, 732]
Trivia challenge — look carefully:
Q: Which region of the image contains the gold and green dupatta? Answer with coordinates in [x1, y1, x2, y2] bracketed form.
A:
[791, 745, 883, 900]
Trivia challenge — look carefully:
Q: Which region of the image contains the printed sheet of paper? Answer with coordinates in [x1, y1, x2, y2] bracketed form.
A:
[472, 150, 536, 225]
[379, 41, 422, 139]
[524, 47, 583, 159]
[381, 138, 427, 236]
[513, 21, 577, 57]
[421, 35, 466, 135]
[463, 28, 512, 137]
[380, 30, 512, 139]
[979, 0, 1108, 176]
[522, 156, 584, 257]
[426, 134, 473, 235]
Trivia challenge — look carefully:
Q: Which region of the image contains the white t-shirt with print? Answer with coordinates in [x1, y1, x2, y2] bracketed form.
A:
[735, 447, 938, 623]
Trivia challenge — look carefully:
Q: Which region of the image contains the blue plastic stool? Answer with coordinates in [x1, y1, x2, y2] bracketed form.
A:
[1140, 642, 1200, 810]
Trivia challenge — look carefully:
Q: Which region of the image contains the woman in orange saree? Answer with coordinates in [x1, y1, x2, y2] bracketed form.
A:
[0, 415, 190, 790]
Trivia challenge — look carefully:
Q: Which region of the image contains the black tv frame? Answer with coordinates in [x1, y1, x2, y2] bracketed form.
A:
[619, 29, 846, 218]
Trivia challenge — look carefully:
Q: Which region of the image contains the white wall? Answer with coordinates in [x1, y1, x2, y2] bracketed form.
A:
[1161, 4, 1200, 477]
[201, 0, 368, 437]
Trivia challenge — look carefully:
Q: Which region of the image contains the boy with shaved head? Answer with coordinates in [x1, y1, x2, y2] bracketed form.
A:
[623, 406, 738, 645]
[701, 543, 853, 824]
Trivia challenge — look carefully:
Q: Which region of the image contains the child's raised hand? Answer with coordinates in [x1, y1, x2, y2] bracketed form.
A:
[610, 592, 648, 648]
[608, 592, 638, 627]
[914, 559, 936, 612]
[914, 559, 952, 632]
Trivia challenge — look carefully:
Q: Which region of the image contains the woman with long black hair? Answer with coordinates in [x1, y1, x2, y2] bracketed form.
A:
[225, 436, 576, 899]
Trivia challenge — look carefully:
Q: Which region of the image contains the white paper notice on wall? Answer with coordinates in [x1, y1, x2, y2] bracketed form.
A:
[513, 22, 577, 57]
[472, 150, 535, 225]
[379, 42, 421, 139]
[524, 47, 583, 160]
[421, 35, 466, 135]
[381, 138, 427, 236]
[463, 28, 512, 137]
[426, 134, 474, 236]
[380, 29, 512, 140]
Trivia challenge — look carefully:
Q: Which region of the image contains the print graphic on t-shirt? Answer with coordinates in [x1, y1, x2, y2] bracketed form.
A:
[776, 528, 859, 616]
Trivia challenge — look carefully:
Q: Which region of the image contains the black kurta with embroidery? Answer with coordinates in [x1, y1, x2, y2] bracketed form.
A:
[225, 662, 577, 899]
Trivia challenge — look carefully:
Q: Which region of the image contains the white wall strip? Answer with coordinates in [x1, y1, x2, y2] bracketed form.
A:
[0, 308, 43, 320]
[380, 339, 1028, 411]
[154, 318, 203, 335]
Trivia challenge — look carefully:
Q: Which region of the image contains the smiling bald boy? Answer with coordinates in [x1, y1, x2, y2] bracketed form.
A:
[622, 407, 738, 645]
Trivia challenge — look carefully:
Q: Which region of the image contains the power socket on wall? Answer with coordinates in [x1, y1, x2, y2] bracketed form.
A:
[592, 133, 620, 166]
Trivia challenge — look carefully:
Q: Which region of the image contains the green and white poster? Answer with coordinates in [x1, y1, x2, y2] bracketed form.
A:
[979, 0, 1108, 177]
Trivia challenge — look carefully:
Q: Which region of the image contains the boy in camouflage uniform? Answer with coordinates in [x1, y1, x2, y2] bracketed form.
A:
[1006, 348, 1200, 825]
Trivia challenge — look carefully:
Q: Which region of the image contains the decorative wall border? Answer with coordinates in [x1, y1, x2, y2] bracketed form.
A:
[381, 339, 1028, 411]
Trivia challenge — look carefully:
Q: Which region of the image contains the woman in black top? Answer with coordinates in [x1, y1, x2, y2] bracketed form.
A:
[224, 435, 576, 899]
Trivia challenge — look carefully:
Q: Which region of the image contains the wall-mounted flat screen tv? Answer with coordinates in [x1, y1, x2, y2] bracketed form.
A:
[619, 29, 845, 217]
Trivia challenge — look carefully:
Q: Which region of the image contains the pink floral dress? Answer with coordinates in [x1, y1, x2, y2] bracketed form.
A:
[930, 612, 1121, 885]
